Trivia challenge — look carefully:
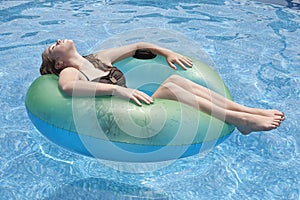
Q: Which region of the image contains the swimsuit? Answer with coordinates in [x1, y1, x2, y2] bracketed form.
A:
[80, 50, 156, 88]
[81, 54, 127, 87]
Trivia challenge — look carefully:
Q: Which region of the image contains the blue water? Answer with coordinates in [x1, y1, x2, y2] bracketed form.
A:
[1, 0, 300, 199]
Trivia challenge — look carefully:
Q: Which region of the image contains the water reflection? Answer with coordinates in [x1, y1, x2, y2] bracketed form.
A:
[45, 177, 169, 200]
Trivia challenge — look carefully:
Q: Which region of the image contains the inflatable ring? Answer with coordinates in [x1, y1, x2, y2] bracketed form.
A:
[25, 55, 235, 162]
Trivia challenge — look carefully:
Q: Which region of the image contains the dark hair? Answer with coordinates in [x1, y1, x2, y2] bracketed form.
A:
[40, 51, 62, 76]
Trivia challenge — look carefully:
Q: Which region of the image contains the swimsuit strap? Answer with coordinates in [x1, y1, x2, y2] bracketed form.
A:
[83, 54, 108, 71]
[78, 70, 90, 81]
[82, 54, 127, 87]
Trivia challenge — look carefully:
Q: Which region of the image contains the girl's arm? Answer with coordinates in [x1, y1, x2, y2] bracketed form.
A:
[94, 42, 193, 70]
[58, 67, 153, 106]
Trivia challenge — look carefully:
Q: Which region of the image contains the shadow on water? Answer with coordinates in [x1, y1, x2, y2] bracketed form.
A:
[44, 177, 169, 200]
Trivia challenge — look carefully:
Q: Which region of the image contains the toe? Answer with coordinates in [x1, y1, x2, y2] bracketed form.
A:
[272, 121, 281, 127]
[274, 116, 283, 122]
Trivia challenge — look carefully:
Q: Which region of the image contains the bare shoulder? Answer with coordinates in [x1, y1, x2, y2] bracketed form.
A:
[93, 49, 106, 57]
[93, 50, 113, 66]
[60, 67, 79, 76]
[59, 67, 81, 81]
[93, 43, 139, 65]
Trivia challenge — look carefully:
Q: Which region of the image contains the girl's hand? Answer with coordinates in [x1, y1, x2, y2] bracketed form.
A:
[114, 86, 153, 106]
[165, 51, 193, 70]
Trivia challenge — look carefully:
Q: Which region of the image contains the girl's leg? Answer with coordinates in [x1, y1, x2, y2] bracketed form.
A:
[163, 75, 284, 118]
[152, 81, 283, 135]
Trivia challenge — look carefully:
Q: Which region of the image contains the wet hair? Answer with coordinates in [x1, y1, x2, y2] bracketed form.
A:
[40, 51, 62, 76]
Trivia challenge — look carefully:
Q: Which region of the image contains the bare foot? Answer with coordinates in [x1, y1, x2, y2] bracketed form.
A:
[234, 113, 283, 135]
[246, 108, 285, 120]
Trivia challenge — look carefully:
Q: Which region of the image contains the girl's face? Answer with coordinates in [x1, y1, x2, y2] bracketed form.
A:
[45, 39, 76, 62]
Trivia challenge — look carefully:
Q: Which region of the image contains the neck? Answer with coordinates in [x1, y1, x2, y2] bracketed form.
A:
[65, 53, 91, 70]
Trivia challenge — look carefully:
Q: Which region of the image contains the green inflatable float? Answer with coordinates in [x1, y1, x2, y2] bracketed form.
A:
[25, 55, 235, 162]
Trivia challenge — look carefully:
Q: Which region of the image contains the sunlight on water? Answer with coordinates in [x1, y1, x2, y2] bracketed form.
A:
[0, 0, 299, 199]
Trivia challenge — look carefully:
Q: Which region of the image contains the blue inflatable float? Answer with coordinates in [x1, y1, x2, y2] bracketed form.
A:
[25, 55, 235, 162]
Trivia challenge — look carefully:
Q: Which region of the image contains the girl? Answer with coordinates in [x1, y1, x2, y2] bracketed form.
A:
[40, 39, 284, 135]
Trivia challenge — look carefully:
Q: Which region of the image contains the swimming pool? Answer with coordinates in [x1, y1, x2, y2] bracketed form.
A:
[1, 0, 299, 199]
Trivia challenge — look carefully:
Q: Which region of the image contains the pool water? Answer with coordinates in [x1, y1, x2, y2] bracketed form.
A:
[1, 0, 299, 199]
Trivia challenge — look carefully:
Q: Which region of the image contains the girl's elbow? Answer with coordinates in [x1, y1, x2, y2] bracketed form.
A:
[59, 83, 74, 96]
[136, 42, 149, 49]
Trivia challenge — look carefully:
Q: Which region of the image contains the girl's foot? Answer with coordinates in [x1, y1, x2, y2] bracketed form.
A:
[246, 108, 285, 120]
[234, 112, 283, 135]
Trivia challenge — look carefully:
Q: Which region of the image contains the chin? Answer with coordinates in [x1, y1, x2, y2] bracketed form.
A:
[65, 39, 73, 44]
[65, 39, 76, 48]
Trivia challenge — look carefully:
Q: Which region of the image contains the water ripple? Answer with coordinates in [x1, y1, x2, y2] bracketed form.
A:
[0, 39, 56, 51]
[0, 0, 300, 199]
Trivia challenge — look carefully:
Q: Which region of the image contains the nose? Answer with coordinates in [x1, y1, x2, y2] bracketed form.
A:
[56, 39, 62, 45]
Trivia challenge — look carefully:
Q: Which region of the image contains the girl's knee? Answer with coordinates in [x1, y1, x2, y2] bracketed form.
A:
[165, 74, 182, 83]
[152, 83, 175, 99]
